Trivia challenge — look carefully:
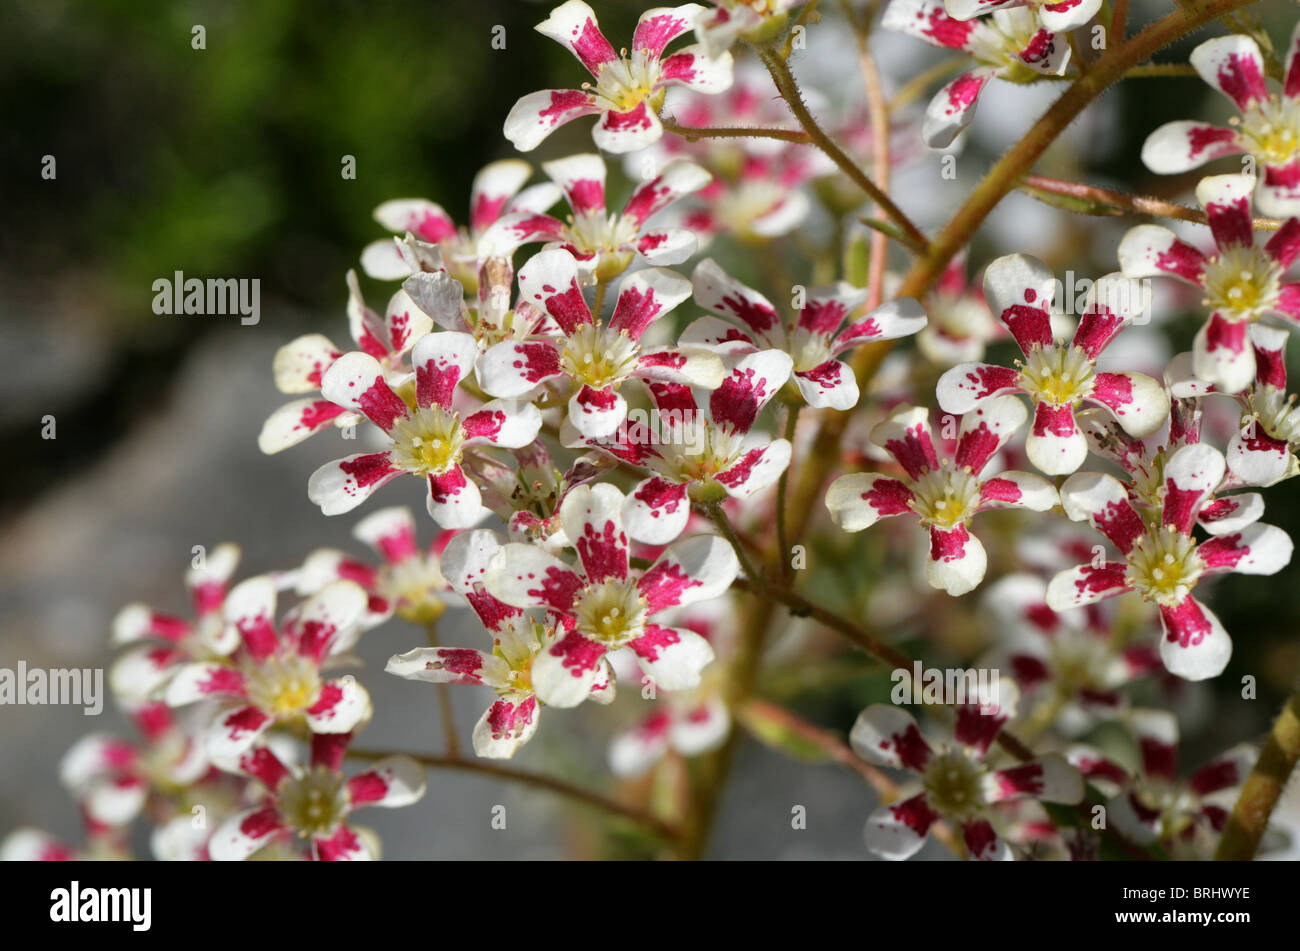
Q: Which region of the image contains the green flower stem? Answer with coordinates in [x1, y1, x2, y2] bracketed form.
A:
[759, 47, 929, 253]
[1215, 685, 1300, 860]
[1022, 173, 1284, 229]
[708, 502, 766, 589]
[661, 118, 811, 143]
[347, 747, 682, 845]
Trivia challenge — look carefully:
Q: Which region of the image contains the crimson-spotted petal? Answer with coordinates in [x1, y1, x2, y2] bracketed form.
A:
[1059, 471, 1146, 554]
[321, 352, 410, 432]
[472, 694, 541, 759]
[304, 677, 371, 735]
[850, 705, 933, 771]
[936, 363, 1023, 415]
[485, 543, 584, 613]
[1141, 120, 1242, 175]
[1118, 224, 1207, 285]
[209, 806, 287, 861]
[1158, 597, 1232, 681]
[1189, 33, 1269, 111]
[639, 534, 738, 611]
[346, 755, 426, 808]
[623, 477, 691, 545]
[825, 473, 915, 532]
[531, 628, 609, 708]
[627, 624, 715, 690]
[922, 69, 990, 149]
[1045, 562, 1131, 611]
[926, 524, 987, 595]
[863, 794, 940, 861]
[385, 647, 511, 687]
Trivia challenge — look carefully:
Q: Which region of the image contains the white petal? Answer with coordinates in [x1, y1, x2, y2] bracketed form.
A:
[304, 677, 372, 735]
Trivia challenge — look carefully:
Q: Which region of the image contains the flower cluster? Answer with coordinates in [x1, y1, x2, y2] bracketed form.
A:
[11, 2, 1300, 865]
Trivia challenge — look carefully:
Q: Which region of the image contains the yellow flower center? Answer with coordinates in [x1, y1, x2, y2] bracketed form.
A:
[1125, 526, 1205, 608]
[561, 324, 639, 390]
[1236, 96, 1300, 164]
[1018, 344, 1096, 407]
[506, 659, 534, 694]
[1202, 247, 1282, 322]
[390, 405, 465, 475]
[922, 748, 986, 820]
[278, 766, 349, 839]
[909, 466, 980, 529]
[591, 52, 663, 113]
[575, 579, 649, 646]
[243, 655, 321, 717]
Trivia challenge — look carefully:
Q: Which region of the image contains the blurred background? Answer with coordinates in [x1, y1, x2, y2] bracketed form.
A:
[2, 0, 1298, 859]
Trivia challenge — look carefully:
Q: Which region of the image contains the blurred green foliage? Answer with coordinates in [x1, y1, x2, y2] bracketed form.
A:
[0, 0, 644, 333]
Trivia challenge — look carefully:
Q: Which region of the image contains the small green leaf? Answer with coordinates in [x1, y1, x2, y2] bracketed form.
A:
[738, 704, 832, 763]
[1019, 184, 1125, 217]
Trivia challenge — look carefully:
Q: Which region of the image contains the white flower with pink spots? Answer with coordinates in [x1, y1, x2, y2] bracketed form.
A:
[938, 253, 1169, 475]
[361, 159, 561, 284]
[683, 257, 927, 411]
[1120, 174, 1300, 393]
[165, 577, 374, 759]
[483, 483, 737, 707]
[851, 693, 1083, 860]
[505, 2, 733, 154]
[387, 529, 615, 758]
[478, 247, 722, 439]
[1142, 28, 1300, 219]
[827, 397, 1058, 595]
[210, 733, 424, 861]
[308, 330, 543, 526]
[1047, 443, 1293, 680]
[481, 152, 711, 282]
[882, 0, 1070, 148]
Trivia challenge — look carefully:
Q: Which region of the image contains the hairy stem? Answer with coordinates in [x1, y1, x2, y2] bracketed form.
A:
[732, 575, 911, 668]
[1110, 0, 1129, 41]
[1125, 62, 1198, 77]
[856, 35, 892, 309]
[710, 502, 766, 588]
[760, 48, 928, 252]
[662, 117, 811, 143]
[347, 747, 682, 844]
[1022, 173, 1284, 229]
